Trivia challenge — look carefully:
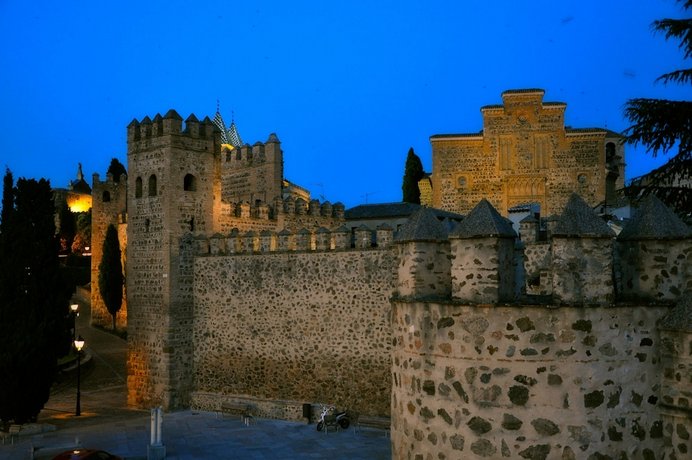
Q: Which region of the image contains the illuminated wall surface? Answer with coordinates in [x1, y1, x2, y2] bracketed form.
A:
[430, 89, 626, 216]
[67, 192, 92, 213]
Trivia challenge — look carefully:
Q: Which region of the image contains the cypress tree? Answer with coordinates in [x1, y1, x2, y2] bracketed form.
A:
[402, 147, 425, 204]
[1, 168, 12, 230]
[98, 224, 123, 330]
[0, 176, 71, 424]
[106, 158, 127, 183]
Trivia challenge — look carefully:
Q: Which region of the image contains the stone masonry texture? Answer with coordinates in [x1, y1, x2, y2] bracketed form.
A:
[191, 248, 395, 418]
[391, 301, 670, 459]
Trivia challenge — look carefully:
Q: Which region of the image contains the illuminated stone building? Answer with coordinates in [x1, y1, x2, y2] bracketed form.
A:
[53, 163, 93, 214]
[87, 101, 690, 459]
[430, 89, 626, 216]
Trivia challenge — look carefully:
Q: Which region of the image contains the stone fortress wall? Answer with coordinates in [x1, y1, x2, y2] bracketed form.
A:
[94, 100, 690, 460]
[390, 197, 691, 460]
[188, 227, 396, 419]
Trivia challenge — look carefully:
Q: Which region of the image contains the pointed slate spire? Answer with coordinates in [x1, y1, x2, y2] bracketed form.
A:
[618, 194, 691, 240]
[227, 119, 243, 147]
[451, 199, 515, 238]
[212, 106, 229, 144]
[553, 194, 614, 237]
[395, 207, 448, 243]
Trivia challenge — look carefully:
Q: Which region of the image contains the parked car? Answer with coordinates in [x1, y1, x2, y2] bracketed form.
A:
[52, 449, 122, 460]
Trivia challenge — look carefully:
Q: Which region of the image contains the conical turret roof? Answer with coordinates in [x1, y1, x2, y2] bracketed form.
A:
[395, 207, 448, 242]
[553, 194, 614, 237]
[618, 194, 692, 240]
[450, 199, 515, 238]
[212, 109, 229, 144]
[227, 120, 243, 147]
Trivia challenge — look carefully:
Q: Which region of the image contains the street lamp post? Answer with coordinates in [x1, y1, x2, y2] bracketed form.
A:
[70, 303, 79, 342]
[74, 336, 85, 416]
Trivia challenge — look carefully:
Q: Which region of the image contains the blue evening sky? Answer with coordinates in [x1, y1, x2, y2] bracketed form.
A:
[0, 1, 689, 208]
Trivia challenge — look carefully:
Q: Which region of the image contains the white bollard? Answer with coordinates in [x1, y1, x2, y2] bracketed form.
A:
[147, 406, 166, 460]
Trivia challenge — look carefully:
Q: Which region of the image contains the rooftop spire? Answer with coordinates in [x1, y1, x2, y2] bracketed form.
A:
[213, 101, 243, 148]
[212, 102, 229, 145]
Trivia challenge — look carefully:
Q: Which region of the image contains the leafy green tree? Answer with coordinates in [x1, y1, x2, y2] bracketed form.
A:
[0, 175, 71, 424]
[107, 158, 127, 183]
[98, 224, 123, 330]
[402, 147, 425, 204]
[624, 0, 692, 219]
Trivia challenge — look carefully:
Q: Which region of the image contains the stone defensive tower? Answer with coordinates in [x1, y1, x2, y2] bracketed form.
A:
[90, 171, 128, 330]
[126, 110, 219, 409]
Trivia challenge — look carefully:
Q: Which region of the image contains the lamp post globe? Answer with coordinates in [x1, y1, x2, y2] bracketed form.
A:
[74, 336, 85, 416]
[70, 303, 79, 342]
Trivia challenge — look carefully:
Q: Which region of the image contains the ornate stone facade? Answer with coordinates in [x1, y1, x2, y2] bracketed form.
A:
[430, 89, 626, 216]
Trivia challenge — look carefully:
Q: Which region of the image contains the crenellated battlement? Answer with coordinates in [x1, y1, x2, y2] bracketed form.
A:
[222, 133, 282, 166]
[192, 223, 392, 256]
[91, 171, 128, 220]
[394, 194, 692, 305]
[216, 197, 345, 233]
[390, 195, 692, 459]
[127, 109, 219, 143]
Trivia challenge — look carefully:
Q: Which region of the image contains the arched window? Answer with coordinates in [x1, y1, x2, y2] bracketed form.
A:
[135, 177, 142, 198]
[184, 173, 196, 191]
[102, 191, 111, 202]
[606, 142, 616, 162]
[148, 174, 157, 197]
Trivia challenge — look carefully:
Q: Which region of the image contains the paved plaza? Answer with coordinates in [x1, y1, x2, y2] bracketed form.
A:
[1, 410, 391, 460]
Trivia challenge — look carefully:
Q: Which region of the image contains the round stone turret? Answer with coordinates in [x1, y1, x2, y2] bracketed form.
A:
[617, 194, 692, 301]
[395, 207, 451, 299]
[449, 199, 516, 303]
[551, 194, 615, 306]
